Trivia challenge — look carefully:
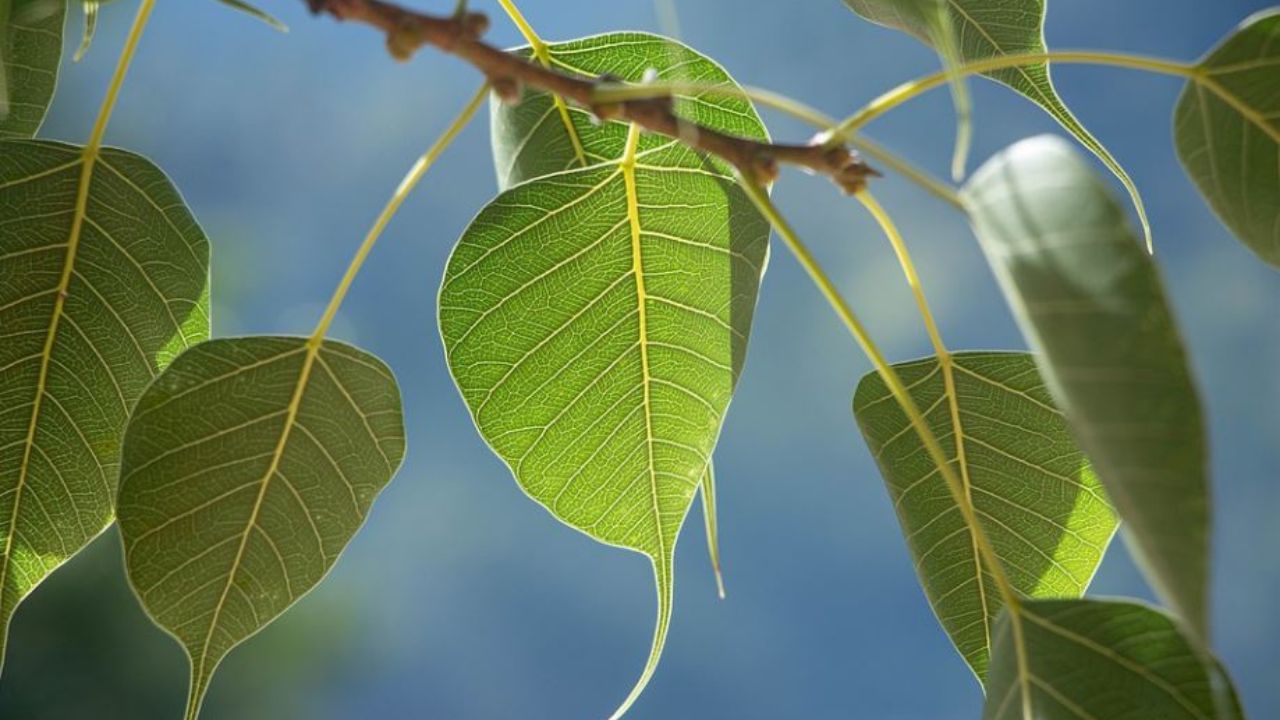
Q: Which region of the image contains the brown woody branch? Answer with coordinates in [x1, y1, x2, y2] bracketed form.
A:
[305, 0, 877, 192]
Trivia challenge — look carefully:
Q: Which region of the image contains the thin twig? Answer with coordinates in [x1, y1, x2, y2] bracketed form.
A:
[305, 0, 878, 192]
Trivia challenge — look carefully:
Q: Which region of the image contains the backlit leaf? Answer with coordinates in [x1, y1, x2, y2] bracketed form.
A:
[117, 337, 405, 720]
[854, 351, 1115, 681]
[985, 599, 1243, 720]
[845, 0, 1150, 246]
[0, 138, 210, 672]
[1174, 9, 1280, 267]
[0, 0, 64, 137]
[490, 31, 769, 190]
[963, 134, 1211, 640]
[446, 68, 768, 714]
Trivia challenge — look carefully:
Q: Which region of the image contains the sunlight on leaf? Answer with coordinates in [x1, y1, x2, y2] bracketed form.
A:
[1175, 9, 1280, 268]
[0, 0, 64, 137]
[117, 337, 405, 720]
[0, 139, 210, 673]
[963, 135, 1211, 641]
[984, 599, 1243, 720]
[854, 351, 1115, 681]
[490, 31, 769, 190]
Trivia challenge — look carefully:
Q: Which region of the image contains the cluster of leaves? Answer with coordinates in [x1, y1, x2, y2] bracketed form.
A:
[1, 0, 1278, 718]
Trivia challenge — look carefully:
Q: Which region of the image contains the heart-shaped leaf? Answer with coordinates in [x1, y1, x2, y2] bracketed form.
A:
[0, 138, 210, 671]
[117, 337, 405, 719]
[963, 135, 1210, 640]
[984, 599, 1242, 720]
[490, 31, 769, 190]
[444, 109, 768, 716]
[1174, 9, 1280, 267]
[854, 351, 1116, 681]
[0, 0, 64, 138]
[845, 0, 1150, 245]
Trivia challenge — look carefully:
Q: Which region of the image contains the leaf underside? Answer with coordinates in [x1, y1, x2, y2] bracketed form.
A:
[845, 0, 1150, 244]
[457, 31, 771, 716]
[0, 0, 65, 138]
[854, 351, 1115, 680]
[984, 599, 1243, 720]
[963, 135, 1210, 640]
[117, 337, 405, 717]
[0, 138, 210, 670]
[1174, 9, 1280, 267]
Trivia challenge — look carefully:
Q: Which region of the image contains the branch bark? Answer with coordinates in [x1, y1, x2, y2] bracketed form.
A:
[306, 0, 877, 192]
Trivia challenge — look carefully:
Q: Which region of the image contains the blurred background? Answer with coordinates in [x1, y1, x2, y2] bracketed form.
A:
[2, 0, 1277, 718]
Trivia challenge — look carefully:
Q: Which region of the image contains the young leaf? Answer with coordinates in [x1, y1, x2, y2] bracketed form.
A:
[0, 0, 65, 138]
[441, 123, 769, 715]
[489, 31, 769, 190]
[984, 599, 1243, 720]
[1174, 9, 1280, 267]
[854, 351, 1115, 681]
[74, 1, 101, 62]
[844, 0, 1151, 247]
[116, 337, 405, 720]
[0, 138, 210, 672]
[963, 135, 1211, 640]
[211, 0, 286, 32]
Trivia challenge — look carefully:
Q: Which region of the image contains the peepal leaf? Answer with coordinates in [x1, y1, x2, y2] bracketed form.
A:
[843, 0, 973, 178]
[445, 58, 769, 711]
[0, 138, 210, 671]
[845, 0, 1150, 245]
[117, 337, 405, 719]
[0, 0, 65, 138]
[854, 352, 1115, 681]
[985, 599, 1243, 720]
[490, 31, 770, 190]
[1175, 9, 1280, 267]
[963, 135, 1211, 640]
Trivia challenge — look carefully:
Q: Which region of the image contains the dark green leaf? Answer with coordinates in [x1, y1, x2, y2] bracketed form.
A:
[211, 0, 286, 32]
[0, 0, 65, 138]
[854, 351, 1115, 680]
[962, 135, 1210, 640]
[117, 337, 405, 719]
[985, 599, 1243, 720]
[490, 31, 768, 190]
[0, 138, 210, 671]
[1175, 9, 1280, 267]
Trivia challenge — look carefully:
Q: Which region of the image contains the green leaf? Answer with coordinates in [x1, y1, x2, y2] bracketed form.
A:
[844, 0, 1151, 247]
[74, 2, 100, 63]
[116, 337, 405, 720]
[844, 0, 973, 179]
[699, 460, 724, 599]
[1174, 9, 1280, 267]
[854, 351, 1116, 681]
[0, 0, 65, 138]
[211, 0, 286, 32]
[962, 135, 1211, 640]
[0, 138, 210, 672]
[984, 599, 1243, 720]
[445, 108, 768, 718]
[489, 31, 769, 190]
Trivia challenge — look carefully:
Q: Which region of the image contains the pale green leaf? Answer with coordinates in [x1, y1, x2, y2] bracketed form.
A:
[963, 135, 1210, 640]
[0, 0, 65, 138]
[699, 460, 724, 599]
[74, 2, 99, 63]
[985, 599, 1243, 720]
[845, 0, 1151, 246]
[444, 111, 769, 718]
[854, 351, 1116, 681]
[489, 31, 769, 190]
[0, 138, 211, 672]
[117, 337, 405, 720]
[1174, 9, 1280, 267]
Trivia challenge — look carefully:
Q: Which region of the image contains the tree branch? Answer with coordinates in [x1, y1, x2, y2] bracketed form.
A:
[305, 0, 878, 192]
